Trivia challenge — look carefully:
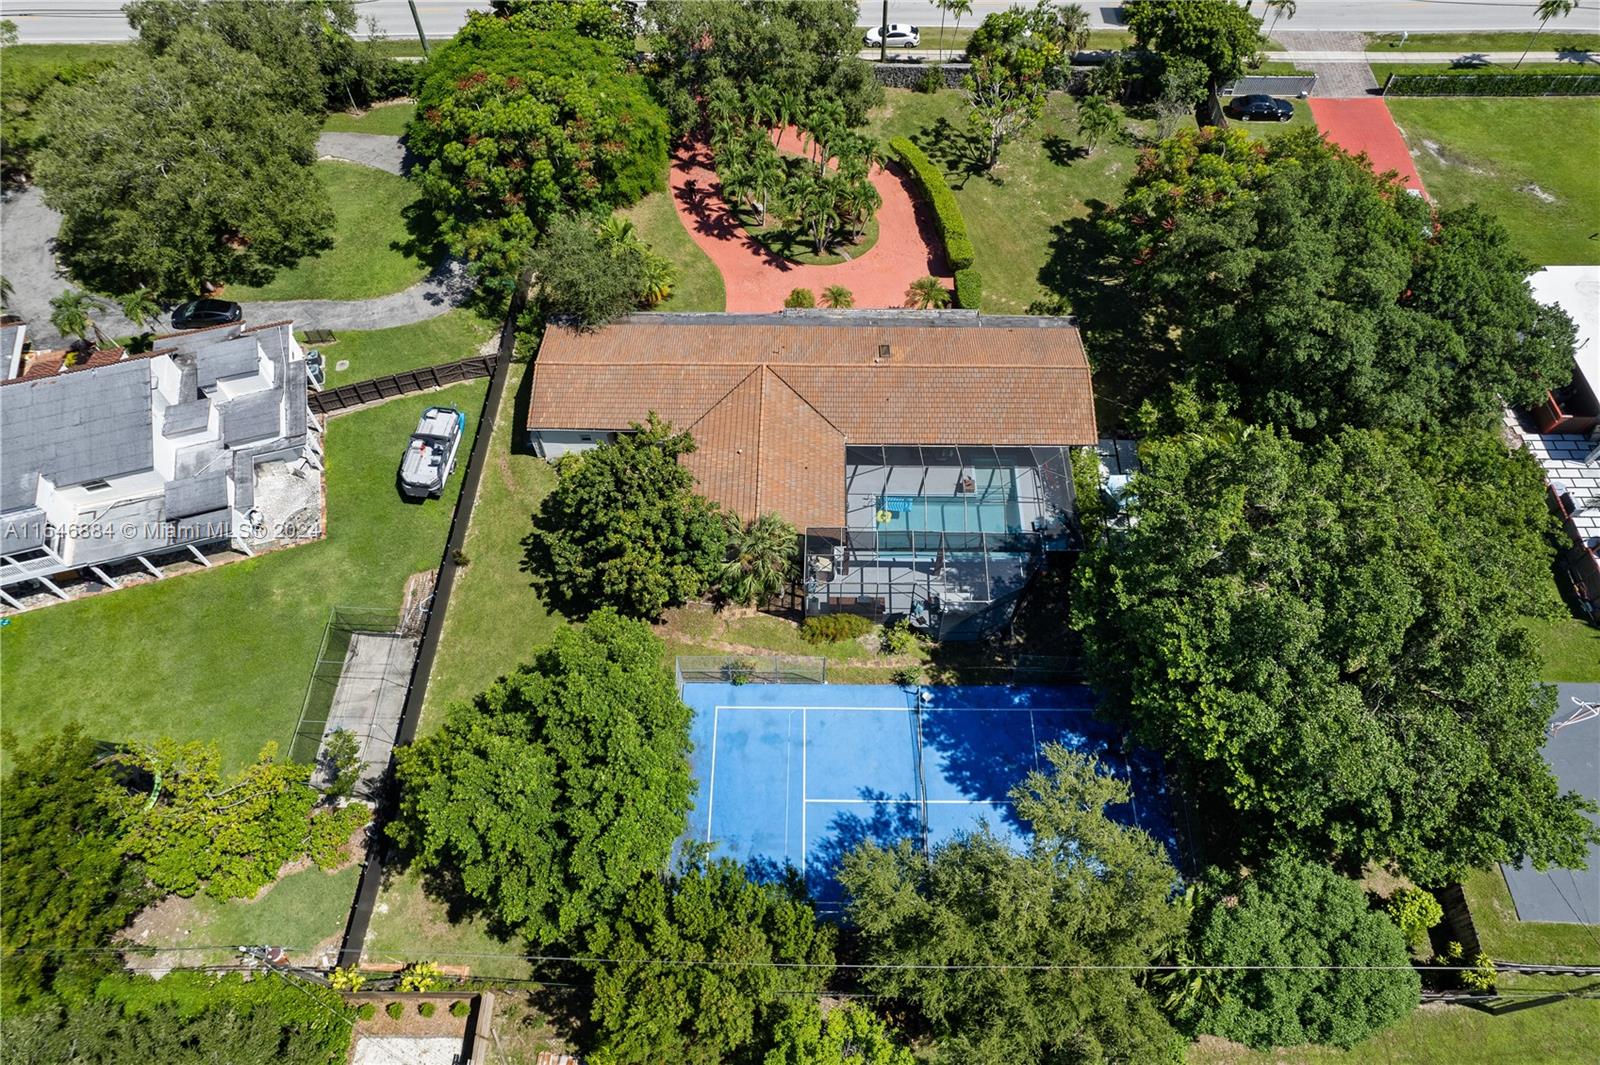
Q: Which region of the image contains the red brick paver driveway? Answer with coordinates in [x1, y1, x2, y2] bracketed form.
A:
[1307, 98, 1426, 195]
[669, 129, 951, 312]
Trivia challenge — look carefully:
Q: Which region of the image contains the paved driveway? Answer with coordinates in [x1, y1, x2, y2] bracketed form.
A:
[1307, 98, 1426, 193]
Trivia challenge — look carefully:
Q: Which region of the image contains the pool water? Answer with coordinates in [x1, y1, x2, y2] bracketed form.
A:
[878, 494, 1022, 534]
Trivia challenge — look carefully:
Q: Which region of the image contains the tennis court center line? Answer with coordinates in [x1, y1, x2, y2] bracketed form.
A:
[804, 797, 1012, 805]
[712, 705, 1095, 714]
[800, 706, 808, 877]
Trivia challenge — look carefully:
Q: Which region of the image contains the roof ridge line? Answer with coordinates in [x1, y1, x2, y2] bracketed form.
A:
[762, 364, 847, 439]
[753, 367, 766, 516]
[685, 366, 764, 432]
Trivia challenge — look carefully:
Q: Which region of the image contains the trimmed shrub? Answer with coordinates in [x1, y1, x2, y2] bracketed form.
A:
[918, 64, 945, 94]
[784, 287, 816, 308]
[880, 619, 924, 655]
[1383, 72, 1600, 96]
[357, 1002, 377, 1021]
[954, 267, 983, 310]
[450, 999, 470, 1018]
[1386, 887, 1444, 949]
[418, 1001, 436, 1018]
[801, 613, 873, 644]
[385, 1001, 404, 1020]
[888, 137, 975, 270]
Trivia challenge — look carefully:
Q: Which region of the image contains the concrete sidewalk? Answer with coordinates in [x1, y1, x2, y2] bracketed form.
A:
[855, 48, 1595, 64]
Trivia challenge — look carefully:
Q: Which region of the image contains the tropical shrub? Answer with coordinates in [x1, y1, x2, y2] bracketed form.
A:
[1387, 888, 1444, 949]
[785, 287, 817, 308]
[397, 961, 447, 993]
[954, 267, 983, 309]
[801, 613, 873, 644]
[450, 999, 470, 1018]
[386, 1001, 404, 1020]
[357, 1002, 377, 1021]
[418, 1001, 436, 1017]
[720, 513, 798, 607]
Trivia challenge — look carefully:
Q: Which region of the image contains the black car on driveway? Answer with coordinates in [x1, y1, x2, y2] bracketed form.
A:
[1226, 94, 1295, 122]
[171, 298, 242, 330]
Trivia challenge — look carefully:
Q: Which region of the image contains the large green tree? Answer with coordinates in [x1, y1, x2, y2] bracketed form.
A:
[763, 1003, 914, 1065]
[1096, 126, 1576, 434]
[1123, 0, 1263, 86]
[644, 0, 882, 132]
[124, 0, 394, 114]
[840, 746, 1186, 1065]
[528, 415, 728, 620]
[961, 8, 1062, 169]
[584, 858, 836, 1065]
[1178, 859, 1419, 1048]
[391, 612, 694, 944]
[409, 14, 667, 305]
[33, 29, 333, 299]
[527, 213, 675, 329]
[0, 728, 150, 1005]
[1074, 405, 1598, 885]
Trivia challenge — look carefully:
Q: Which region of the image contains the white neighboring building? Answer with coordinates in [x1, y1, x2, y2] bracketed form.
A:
[1509, 266, 1600, 603]
[0, 319, 322, 609]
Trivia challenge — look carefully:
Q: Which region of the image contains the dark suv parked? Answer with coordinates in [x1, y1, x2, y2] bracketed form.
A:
[171, 298, 242, 330]
[1227, 94, 1295, 122]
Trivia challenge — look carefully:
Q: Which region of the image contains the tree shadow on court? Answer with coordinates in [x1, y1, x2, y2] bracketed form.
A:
[805, 789, 925, 904]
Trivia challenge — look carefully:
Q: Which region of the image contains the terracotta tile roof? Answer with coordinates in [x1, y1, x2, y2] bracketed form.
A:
[527, 312, 1097, 527]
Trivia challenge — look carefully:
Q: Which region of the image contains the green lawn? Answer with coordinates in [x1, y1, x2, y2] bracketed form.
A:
[1186, 986, 1600, 1065]
[0, 381, 487, 774]
[225, 160, 431, 302]
[1521, 615, 1600, 681]
[1226, 98, 1315, 141]
[418, 363, 564, 733]
[307, 308, 497, 388]
[1246, 61, 1316, 75]
[1387, 98, 1600, 266]
[616, 186, 726, 312]
[1461, 866, 1600, 965]
[135, 864, 361, 965]
[363, 865, 533, 980]
[1366, 30, 1600, 54]
[864, 89, 1150, 313]
[740, 211, 879, 266]
[321, 101, 416, 136]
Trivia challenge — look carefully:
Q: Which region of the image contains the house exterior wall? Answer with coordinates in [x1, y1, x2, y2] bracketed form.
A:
[530, 428, 618, 459]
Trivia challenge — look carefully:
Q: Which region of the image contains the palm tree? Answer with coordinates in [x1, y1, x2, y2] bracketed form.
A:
[842, 176, 881, 242]
[1077, 94, 1122, 154]
[119, 288, 163, 353]
[905, 276, 951, 309]
[1055, 3, 1092, 55]
[1264, 0, 1297, 39]
[746, 84, 780, 131]
[746, 139, 786, 226]
[820, 285, 855, 309]
[637, 252, 676, 307]
[947, 0, 973, 58]
[596, 216, 638, 248]
[789, 174, 841, 257]
[720, 513, 798, 607]
[49, 289, 111, 351]
[719, 156, 756, 220]
[1518, 0, 1579, 68]
[0, 274, 13, 313]
[806, 98, 848, 174]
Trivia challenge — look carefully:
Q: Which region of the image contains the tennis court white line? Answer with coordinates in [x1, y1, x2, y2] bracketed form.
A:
[712, 705, 1097, 714]
[804, 797, 1015, 805]
[704, 705, 720, 844]
[800, 707, 808, 877]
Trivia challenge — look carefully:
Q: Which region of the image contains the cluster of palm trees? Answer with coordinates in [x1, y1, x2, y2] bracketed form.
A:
[48, 287, 164, 358]
[705, 81, 883, 259]
[595, 216, 676, 308]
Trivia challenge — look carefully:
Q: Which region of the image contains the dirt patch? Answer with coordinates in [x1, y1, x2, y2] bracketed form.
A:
[1518, 181, 1558, 203]
[1417, 137, 1487, 174]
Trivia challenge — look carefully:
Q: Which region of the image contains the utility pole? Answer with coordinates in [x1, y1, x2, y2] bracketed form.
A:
[880, 0, 889, 62]
[408, 0, 430, 57]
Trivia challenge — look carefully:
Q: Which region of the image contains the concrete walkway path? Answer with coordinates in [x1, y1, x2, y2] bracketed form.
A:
[669, 128, 951, 313]
[1278, 31, 1381, 97]
[0, 131, 465, 346]
[1308, 98, 1426, 193]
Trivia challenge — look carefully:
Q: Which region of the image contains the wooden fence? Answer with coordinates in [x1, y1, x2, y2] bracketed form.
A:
[310, 354, 500, 415]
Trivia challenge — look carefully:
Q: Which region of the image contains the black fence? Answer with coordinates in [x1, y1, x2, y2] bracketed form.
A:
[310, 354, 500, 415]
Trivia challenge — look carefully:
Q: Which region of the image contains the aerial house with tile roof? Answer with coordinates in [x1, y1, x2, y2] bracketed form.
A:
[527, 310, 1099, 640]
[0, 319, 321, 610]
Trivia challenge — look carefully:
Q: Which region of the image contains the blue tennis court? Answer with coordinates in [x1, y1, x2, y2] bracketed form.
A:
[682, 682, 1180, 905]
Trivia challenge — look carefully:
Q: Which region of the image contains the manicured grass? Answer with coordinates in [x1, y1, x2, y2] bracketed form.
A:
[1387, 98, 1600, 266]
[225, 161, 431, 302]
[864, 89, 1151, 313]
[0, 42, 130, 77]
[1246, 61, 1316, 75]
[306, 309, 497, 388]
[1366, 30, 1600, 55]
[738, 210, 880, 266]
[418, 364, 564, 732]
[1461, 865, 1600, 965]
[137, 864, 361, 964]
[1521, 615, 1600, 681]
[0, 381, 488, 774]
[1186, 987, 1600, 1064]
[365, 39, 429, 59]
[322, 101, 416, 136]
[363, 865, 533, 980]
[616, 187, 726, 312]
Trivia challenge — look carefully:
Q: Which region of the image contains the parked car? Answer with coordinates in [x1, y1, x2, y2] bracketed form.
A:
[1226, 94, 1295, 122]
[171, 298, 242, 330]
[305, 349, 326, 390]
[864, 24, 920, 47]
[398, 406, 466, 499]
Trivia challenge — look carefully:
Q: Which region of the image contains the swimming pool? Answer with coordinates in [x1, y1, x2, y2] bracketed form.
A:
[877, 487, 1023, 534]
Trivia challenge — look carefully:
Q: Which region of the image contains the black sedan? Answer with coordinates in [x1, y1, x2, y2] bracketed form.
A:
[171, 298, 242, 330]
[1227, 94, 1295, 122]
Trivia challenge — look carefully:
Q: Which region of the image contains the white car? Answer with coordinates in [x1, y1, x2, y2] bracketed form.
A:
[864, 23, 920, 47]
[398, 406, 466, 499]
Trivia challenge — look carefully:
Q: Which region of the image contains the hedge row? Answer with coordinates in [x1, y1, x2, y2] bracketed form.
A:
[1383, 72, 1600, 96]
[954, 267, 982, 310]
[888, 136, 975, 270]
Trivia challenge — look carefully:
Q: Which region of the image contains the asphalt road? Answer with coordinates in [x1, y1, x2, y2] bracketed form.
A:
[4, 0, 1597, 44]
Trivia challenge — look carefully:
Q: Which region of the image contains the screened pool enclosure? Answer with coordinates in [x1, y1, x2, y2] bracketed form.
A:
[803, 446, 1078, 640]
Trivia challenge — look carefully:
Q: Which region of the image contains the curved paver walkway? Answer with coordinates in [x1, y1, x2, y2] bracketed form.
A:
[1308, 98, 1426, 193]
[0, 132, 465, 346]
[669, 128, 951, 313]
